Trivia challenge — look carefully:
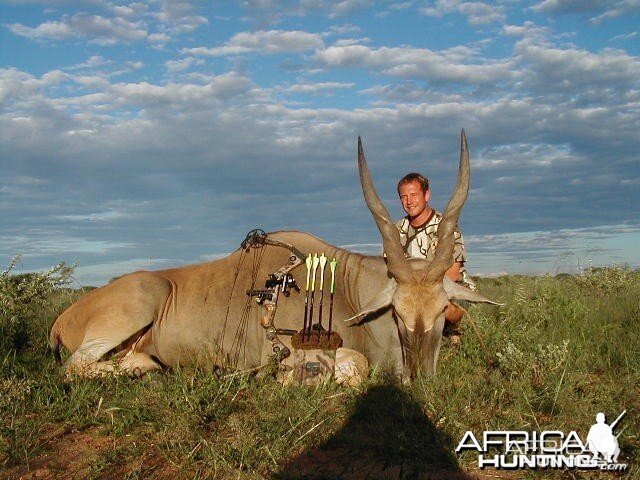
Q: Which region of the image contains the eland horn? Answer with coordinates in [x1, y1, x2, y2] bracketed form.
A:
[423, 129, 471, 283]
[358, 137, 413, 284]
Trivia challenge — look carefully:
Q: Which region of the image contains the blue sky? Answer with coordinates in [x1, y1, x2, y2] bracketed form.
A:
[1, 0, 639, 286]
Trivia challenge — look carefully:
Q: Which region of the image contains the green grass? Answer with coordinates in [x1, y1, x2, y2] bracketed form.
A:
[1, 265, 638, 479]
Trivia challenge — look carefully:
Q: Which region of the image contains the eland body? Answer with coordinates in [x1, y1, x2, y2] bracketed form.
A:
[50, 132, 498, 380]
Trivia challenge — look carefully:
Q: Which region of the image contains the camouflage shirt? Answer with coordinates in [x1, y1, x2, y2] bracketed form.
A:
[395, 210, 476, 289]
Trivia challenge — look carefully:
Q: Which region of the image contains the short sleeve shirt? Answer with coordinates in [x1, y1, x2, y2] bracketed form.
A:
[395, 210, 467, 263]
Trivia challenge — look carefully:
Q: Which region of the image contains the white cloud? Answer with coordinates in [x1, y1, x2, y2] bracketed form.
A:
[281, 81, 355, 93]
[108, 72, 254, 107]
[6, 2, 211, 46]
[328, 0, 374, 18]
[325, 23, 362, 36]
[55, 209, 131, 222]
[333, 37, 371, 46]
[468, 223, 640, 254]
[73, 257, 175, 286]
[420, 0, 506, 25]
[239, 0, 374, 23]
[532, 0, 640, 23]
[532, 0, 604, 14]
[152, 0, 208, 33]
[184, 30, 324, 56]
[0, 67, 50, 103]
[67, 55, 111, 70]
[475, 143, 579, 170]
[165, 57, 203, 73]
[502, 21, 552, 42]
[185, 45, 253, 57]
[149, 32, 171, 44]
[389, 2, 415, 11]
[315, 44, 515, 84]
[610, 31, 638, 42]
[516, 40, 640, 91]
[8, 13, 148, 45]
[0, 231, 135, 257]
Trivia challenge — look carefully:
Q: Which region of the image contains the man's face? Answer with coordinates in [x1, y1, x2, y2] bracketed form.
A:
[398, 180, 430, 219]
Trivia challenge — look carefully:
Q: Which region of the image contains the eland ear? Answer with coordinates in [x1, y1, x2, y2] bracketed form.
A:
[344, 279, 396, 325]
[443, 277, 503, 305]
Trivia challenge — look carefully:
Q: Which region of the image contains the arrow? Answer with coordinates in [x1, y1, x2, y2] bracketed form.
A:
[317, 253, 327, 331]
[328, 257, 337, 337]
[302, 254, 312, 337]
[307, 253, 319, 340]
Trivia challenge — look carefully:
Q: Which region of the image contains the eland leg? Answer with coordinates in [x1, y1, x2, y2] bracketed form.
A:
[61, 272, 173, 376]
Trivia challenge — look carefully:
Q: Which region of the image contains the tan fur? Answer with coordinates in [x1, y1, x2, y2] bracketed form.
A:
[51, 232, 407, 377]
[52, 133, 497, 381]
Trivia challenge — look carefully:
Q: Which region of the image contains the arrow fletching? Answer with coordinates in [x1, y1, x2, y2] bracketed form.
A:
[319, 253, 327, 290]
[330, 258, 337, 293]
[311, 253, 319, 291]
[305, 253, 312, 290]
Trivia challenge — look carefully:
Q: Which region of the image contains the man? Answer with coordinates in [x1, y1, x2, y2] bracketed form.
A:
[396, 172, 475, 345]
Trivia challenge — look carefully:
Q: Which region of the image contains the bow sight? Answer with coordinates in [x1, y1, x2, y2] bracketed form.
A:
[246, 272, 300, 304]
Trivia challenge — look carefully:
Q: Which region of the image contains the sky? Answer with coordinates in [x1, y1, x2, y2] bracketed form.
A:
[1, 0, 639, 286]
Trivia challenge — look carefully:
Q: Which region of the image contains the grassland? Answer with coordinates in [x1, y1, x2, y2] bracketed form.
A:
[1, 262, 638, 479]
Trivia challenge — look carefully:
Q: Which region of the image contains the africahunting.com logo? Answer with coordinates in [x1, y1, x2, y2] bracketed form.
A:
[456, 410, 628, 472]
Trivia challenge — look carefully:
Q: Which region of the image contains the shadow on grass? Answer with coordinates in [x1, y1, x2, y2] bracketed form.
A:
[275, 384, 472, 480]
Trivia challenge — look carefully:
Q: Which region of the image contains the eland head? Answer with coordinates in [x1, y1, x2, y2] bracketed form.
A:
[352, 130, 496, 378]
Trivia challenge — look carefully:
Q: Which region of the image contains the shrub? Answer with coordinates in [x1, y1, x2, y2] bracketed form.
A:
[0, 257, 74, 354]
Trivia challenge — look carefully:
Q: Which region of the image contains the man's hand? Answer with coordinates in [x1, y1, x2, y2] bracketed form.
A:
[445, 261, 462, 282]
[445, 301, 465, 323]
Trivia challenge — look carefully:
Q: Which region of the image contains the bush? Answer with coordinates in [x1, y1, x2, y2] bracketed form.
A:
[0, 257, 74, 354]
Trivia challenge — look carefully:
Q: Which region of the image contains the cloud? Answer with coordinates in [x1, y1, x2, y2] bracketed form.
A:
[151, 0, 208, 33]
[184, 29, 324, 56]
[610, 31, 638, 42]
[0, 68, 254, 112]
[325, 23, 362, 36]
[532, 0, 603, 14]
[328, 0, 374, 18]
[532, 0, 640, 23]
[5, 1, 209, 46]
[474, 143, 579, 170]
[359, 83, 466, 104]
[66, 55, 111, 70]
[165, 57, 203, 73]
[239, 0, 374, 24]
[515, 39, 640, 93]
[502, 21, 552, 41]
[0, 231, 135, 257]
[149, 32, 171, 44]
[8, 13, 148, 45]
[72, 257, 175, 286]
[107, 72, 254, 107]
[280, 81, 356, 93]
[315, 44, 515, 84]
[55, 209, 131, 222]
[420, 0, 506, 25]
